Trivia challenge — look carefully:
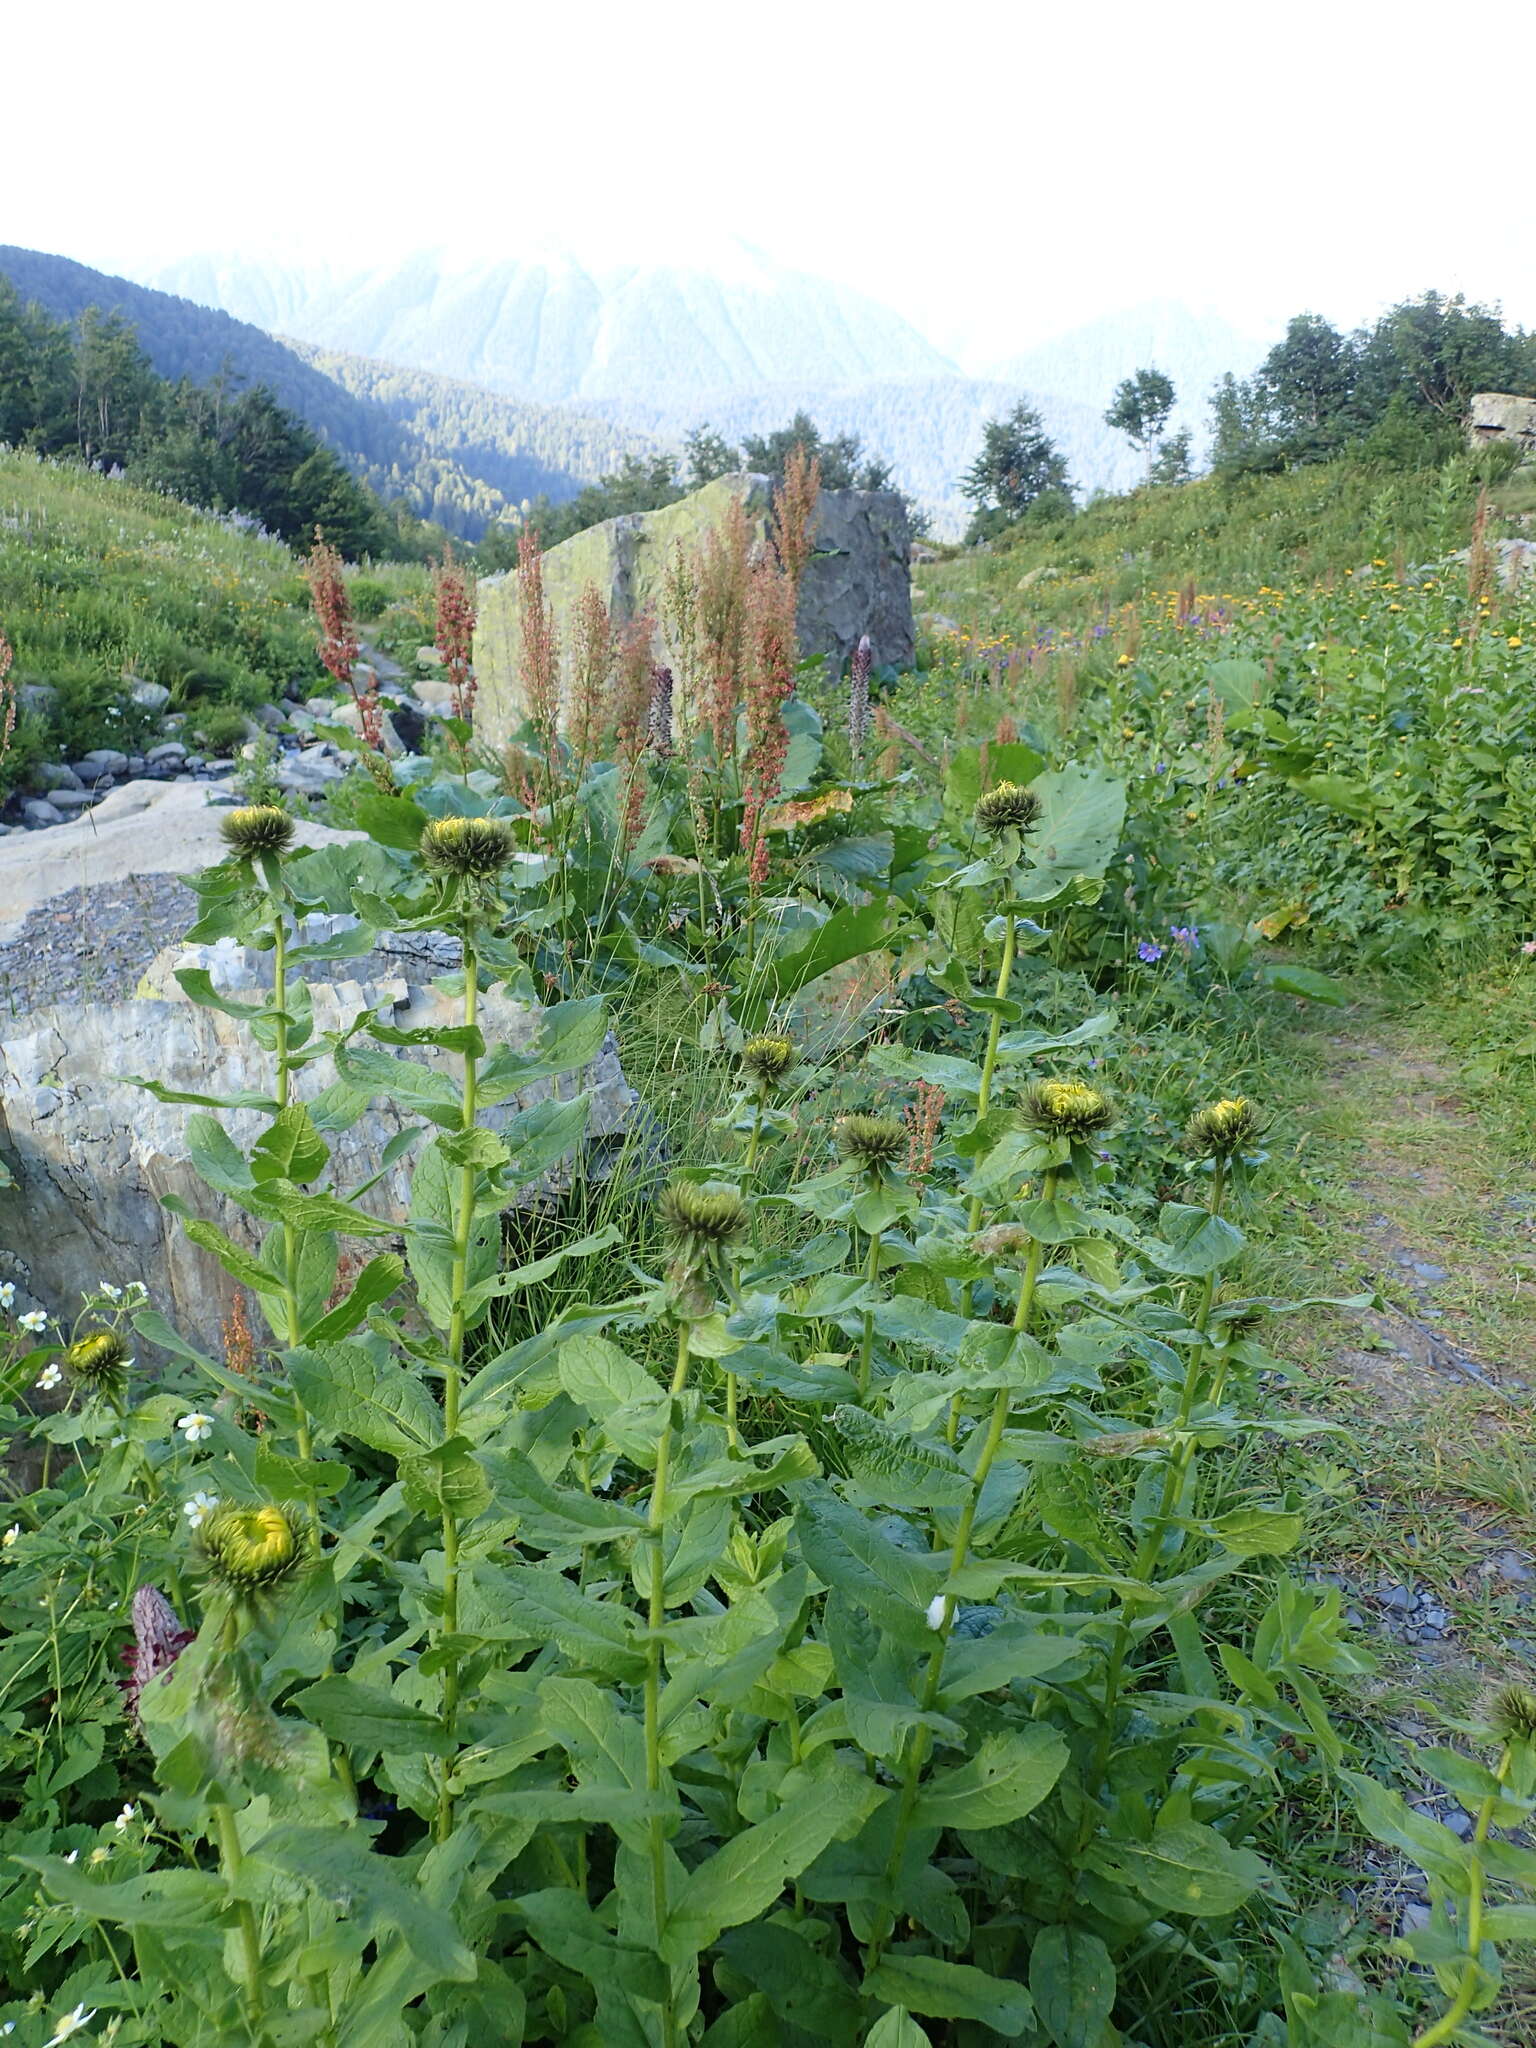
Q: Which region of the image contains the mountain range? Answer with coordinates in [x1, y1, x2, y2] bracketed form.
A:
[0, 240, 1272, 539]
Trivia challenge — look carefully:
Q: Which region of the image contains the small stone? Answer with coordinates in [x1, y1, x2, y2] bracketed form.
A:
[1445, 1808, 1474, 1839]
[252, 703, 285, 731]
[1497, 1551, 1533, 1584]
[47, 789, 103, 812]
[1411, 1259, 1448, 1282]
[1381, 1584, 1416, 1613]
[21, 799, 62, 827]
[1400, 1902, 1432, 1934]
[146, 743, 186, 764]
[128, 679, 171, 713]
[31, 763, 82, 794]
[82, 749, 129, 775]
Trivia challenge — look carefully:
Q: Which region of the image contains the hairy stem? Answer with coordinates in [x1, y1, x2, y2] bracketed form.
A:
[867, 1171, 1054, 1967]
[857, 1225, 883, 1402]
[950, 910, 1016, 1445]
[1412, 1757, 1506, 2048]
[644, 1322, 692, 2048]
[434, 928, 480, 1844]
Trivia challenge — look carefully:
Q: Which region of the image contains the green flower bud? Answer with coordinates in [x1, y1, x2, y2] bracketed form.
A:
[835, 1113, 906, 1171]
[974, 780, 1041, 839]
[1490, 1684, 1536, 1747]
[63, 1327, 132, 1398]
[420, 815, 513, 878]
[740, 1034, 798, 1092]
[198, 1500, 312, 1599]
[659, 1178, 748, 1256]
[220, 805, 296, 859]
[1023, 1078, 1114, 1143]
[1185, 1096, 1264, 1159]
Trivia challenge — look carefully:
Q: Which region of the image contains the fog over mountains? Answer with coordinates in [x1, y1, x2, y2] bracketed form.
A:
[151, 245, 1272, 530]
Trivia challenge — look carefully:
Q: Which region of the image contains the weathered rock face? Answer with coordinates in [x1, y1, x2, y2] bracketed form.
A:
[1468, 393, 1536, 450]
[474, 472, 913, 748]
[0, 939, 636, 1354]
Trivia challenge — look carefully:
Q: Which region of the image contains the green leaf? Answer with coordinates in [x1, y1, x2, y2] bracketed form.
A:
[251, 1104, 330, 1185]
[399, 1435, 493, 1519]
[1029, 1925, 1115, 2048]
[1024, 764, 1127, 889]
[462, 1225, 620, 1315]
[129, 1074, 279, 1111]
[478, 996, 609, 1100]
[913, 1724, 1068, 1831]
[1286, 771, 1374, 822]
[1201, 1508, 1303, 1557]
[288, 1343, 443, 1456]
[494, 1568, 645, 1680]
[334, 1042, 464, 1127]
[737, 899, 905, 1034]
[254, 1824, 475, 1981]
[185, 1112, 256, 1199]
[291, 1675, 455, 1755]
[301, 1252, 406, 1344]
[486, 1445, 647, 1545]
[864, 2012, 932, 2048]
[795, 1487, 944, 1645]
[181, 1216, 284, 1293]
[1145, 1203, 1246, 1276]
[22, 1860, 227, 1927]
[718, 1922, 867, 2040]
[1258, 962, 1348, 1006]
[866, 1953, 1032, 2037]
[1090, 1819, 1271, 1915]
[665, 1766, 885, 1959]
[247, 1180, 397, 1237]
[945, 741, 1047, 823]
[173, 966, 272, 1022]
[835, 1405, 971, 1508]
[517, 1888, 669, 2001]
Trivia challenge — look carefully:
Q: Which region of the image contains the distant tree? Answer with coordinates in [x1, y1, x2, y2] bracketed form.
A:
[1104, 368, 1176, 471]
[523, 453, 684, 550]
[684, 426, 738, 490]
[72, 307, 161, 467]
[1254, 314, 1358, 460]
[960, 403, 1070, 541]
[1208, 372, 1283, 478]
[1147, 431, 1193, 486]
[739, 411, 892, 491]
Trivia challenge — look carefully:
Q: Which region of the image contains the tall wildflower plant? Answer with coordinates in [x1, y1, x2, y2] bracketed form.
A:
[771, 443, 821, 598]
[569, 580, 614, 776]
[613, 614, 656, 852]
[0, 625, 15, 765]
[433, 545, 478, 774]
[849, 631, 872, 767]
[739, 556, 797, 891]
[305, 532, 381, 751]
[517, 527, 561, 821]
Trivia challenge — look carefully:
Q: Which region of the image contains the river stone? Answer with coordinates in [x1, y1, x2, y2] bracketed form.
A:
[0, 942, 636, 1354]
[473, 472, 913, 749]
[30, 763, 82, 794]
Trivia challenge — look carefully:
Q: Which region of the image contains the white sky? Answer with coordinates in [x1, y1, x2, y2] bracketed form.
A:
[6, 0, 1532, 370]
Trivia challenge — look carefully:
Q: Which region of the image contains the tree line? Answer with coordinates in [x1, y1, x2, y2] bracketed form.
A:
[0, 279, 441, 559]
[960, 291, 1536, 543]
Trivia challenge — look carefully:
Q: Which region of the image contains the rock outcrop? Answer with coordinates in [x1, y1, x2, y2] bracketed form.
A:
[0, 936, 635, 1353]
[1467, 393, 1536, 452]
[473, 472, 912, 748]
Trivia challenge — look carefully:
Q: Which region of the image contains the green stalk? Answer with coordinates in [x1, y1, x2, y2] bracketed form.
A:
[645, 1322, 692, 2048]
[213, 1609, 264, 2025]
[857, 1222, 883, 1402]
[269, 893, 315, 1471]
[866, 1171, 1054, 1968]
[1089, 1157, 1227, 1800]
[1412, 1759, 1506, 2048]
[434, 925, 480, 1845]
[744, 1094, 766, 1176]
[950, 911, 1016, 1444]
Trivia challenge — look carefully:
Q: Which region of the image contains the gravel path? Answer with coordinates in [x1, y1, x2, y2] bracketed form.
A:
[0, 873, 199, 1023]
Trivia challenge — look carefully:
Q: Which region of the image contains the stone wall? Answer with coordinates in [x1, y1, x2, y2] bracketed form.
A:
[473, 473, 912, 749]
[1467, 393, 1536, 451]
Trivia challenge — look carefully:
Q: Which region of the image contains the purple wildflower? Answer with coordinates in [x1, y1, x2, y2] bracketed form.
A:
[849, 634, 872, 765]
[1138, 940, 1164, 964]
[1169, 925, 1199, 946]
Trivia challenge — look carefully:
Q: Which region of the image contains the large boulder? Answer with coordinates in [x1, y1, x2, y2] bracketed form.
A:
[474, 472, 912, 748]
[1468, 393, 1536, 451]
[0, 934, 636, 1354]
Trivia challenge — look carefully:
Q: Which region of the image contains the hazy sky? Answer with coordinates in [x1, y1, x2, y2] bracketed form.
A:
[7, 0, 1532, 370]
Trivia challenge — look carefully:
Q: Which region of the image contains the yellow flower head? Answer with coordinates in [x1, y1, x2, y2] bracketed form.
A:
[1023, 1078, 1114, 1143]
[1185, 1095, 1264, 1160]
[199, 1500, 312, 1598]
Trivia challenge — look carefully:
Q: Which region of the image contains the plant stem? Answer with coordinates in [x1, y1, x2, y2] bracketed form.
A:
[867, 1173, 1053, 1968]
[434, 927, 480, 1845]
[950, 910, 1016, 1443]
[644, 1322, 692, 2048]
[857, 1223, 884, 1403]
[745, 1096, 765, 1176]
[1412, 1763, 1504, 2048]
[269, 893, 316, 1469]
[1089, 1158, 1227, 1800]
[213, 1607, 265, 2025]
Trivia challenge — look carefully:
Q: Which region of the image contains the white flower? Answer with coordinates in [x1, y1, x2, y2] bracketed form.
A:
[21, 1309, 51, 1334]
[35, 1363, 63, 1391]
[0, 1281, 14, 1309]
[182, 1491, 219, 1529]
[45, 2007, 97, 2046]
[925, 1594, 949, 1631]
[62, 1848, 78, 1864]
[176, 1412, 214, 1444]
[98, 1283, 122, 1301]
[114, 1803, 136, 1832]
[3, 1524, 19, 1549]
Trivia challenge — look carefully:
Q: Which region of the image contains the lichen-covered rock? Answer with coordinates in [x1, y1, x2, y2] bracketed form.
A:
[474, 472, 912, 747]
[1468, 393, 1536, 449]
[0, 939, 635, 1353]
